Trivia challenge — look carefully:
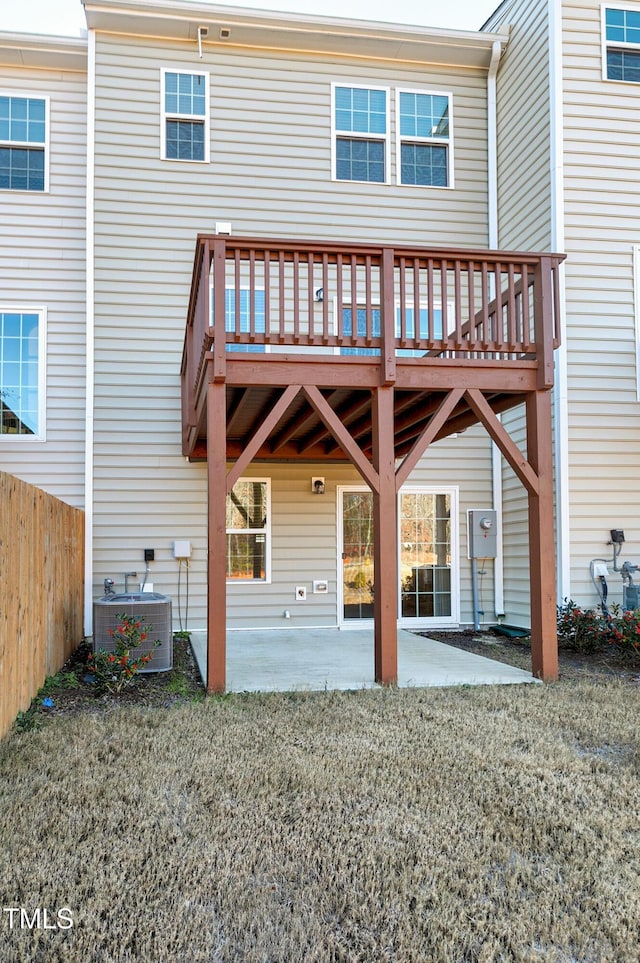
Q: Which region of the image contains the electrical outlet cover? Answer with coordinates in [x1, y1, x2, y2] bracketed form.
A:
[295, 586, 307, 601]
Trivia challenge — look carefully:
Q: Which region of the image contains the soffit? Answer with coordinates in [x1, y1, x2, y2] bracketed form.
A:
[0, 32, 88, 72]
[82, 0, 508, 70]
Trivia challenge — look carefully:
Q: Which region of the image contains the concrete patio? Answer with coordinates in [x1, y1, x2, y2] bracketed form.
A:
[189, 627, 538, 692]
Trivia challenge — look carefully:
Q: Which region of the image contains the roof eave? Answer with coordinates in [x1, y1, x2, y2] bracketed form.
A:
[0, 31, 88, 71]
[82, 0, 508, 70]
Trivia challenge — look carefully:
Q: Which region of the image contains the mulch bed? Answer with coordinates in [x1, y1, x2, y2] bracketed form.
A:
[21, 627, 640, 730]
[425, 628, 640, 683]
[23, 634, 204, 725]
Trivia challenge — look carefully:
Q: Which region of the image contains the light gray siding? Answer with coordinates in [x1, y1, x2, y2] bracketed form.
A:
[94, 442, 494, 634]
[490, 0, 552, 252]
[561, 0, 640, 609]
[0, 63, 86, 507]
[487, 0, 553, 626]
[91, 30, 495, 628]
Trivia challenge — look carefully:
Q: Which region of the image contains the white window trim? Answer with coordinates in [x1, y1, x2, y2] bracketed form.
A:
[0, 304, 46, 442]
[336, 485, 374, 628]
[601, 4, 640, 82]
[160, 68, 210, 163]
[397, 485, 460, 628]
[226, 477, 272, 584]
[0, 91, 50, 193]
[331, 82, 391, 185]
[395, 88, 454, 190]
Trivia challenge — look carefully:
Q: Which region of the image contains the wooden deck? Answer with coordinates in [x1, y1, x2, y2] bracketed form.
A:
[180, 236, 564, 692]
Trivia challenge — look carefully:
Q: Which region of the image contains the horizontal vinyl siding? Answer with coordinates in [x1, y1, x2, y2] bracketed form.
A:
[94, 438, 494, 633]
[0, 67, 86, 507]
[91, 32, 493, 627]
[562, 0, 640, 609]
[235, 433, 494, 630]
[491, 0, 552, 626]
[93, 36, 490, 247]
[494, 0, 552, 253]
[94, 436, 494, 633]
[499, 405, 531, 625]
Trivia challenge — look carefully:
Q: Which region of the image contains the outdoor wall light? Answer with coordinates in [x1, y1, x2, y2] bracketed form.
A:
[312, 477, 325, 495]
[314, 287, 324, 302]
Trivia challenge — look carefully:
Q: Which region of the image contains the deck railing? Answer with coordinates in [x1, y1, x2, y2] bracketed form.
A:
[182, 236, 563, 418]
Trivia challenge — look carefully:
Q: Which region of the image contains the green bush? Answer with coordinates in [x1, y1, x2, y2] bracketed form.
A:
[87, 613, 160, 694]
[606, 604, 640, 659]
[557, 599, 640, 659]
[556, 599, 610, 653]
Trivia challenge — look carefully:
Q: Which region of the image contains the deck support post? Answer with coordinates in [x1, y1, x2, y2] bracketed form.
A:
[372, 385, 398, 685]
[206, 379, 227, 693]
[526, 389, 558, 681]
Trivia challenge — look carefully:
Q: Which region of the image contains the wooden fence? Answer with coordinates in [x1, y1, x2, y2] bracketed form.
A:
[0, 473, 84, 740]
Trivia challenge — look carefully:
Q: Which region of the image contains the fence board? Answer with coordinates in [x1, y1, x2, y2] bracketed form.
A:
[0, 473, 84, 740]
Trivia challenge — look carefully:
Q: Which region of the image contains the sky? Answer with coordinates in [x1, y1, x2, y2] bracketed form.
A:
[1, 0, 503, 38]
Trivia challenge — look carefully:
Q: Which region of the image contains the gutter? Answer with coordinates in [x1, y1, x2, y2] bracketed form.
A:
[487, 39, 506, 618]
[549, 0, 570, 603]
[83, 27, 96, 636]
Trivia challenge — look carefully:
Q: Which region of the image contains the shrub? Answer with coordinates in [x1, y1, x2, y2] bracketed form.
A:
[606, 604, 640, 659]
[556, 599, 610, 653]
[87, 613, 160, 694]
[557, 599, 640, 659]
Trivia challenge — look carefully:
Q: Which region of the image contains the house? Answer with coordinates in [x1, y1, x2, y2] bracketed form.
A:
[3, 0, 635, 692]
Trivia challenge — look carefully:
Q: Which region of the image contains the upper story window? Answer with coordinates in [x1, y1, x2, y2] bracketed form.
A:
[397, 90, 452, 188]
[161, 70, 209, 162]
[0, 95, 48, 192]
[604, 7, 640, 81]
[0, 308, 45, 439]
[333, 85, 389, 183]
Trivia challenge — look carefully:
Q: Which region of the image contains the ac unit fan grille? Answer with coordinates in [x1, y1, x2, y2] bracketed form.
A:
[93, 596, 173, 672]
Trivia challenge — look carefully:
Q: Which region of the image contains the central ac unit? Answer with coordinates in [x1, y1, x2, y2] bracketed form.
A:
[93, 592, 173, 672]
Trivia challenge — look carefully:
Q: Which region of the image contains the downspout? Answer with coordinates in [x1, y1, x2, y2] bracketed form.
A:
[487, 39, 506, 618]
[83, 27, 96, 635]
[549, 0, 570, 603]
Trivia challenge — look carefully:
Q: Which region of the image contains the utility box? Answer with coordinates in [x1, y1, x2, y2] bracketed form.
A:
[468, 509, 498, 558]
[93, 592, 173, 672]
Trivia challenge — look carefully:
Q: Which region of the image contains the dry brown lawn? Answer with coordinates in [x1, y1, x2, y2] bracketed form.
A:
[1, 678, 640, 962]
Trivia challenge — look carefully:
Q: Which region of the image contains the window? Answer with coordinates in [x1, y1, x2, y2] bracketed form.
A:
[333, 85, 389, 183]
[161, 70, 209, 162]
[340, 305, 381, 356]
[397, 90, 451, 187]
[338, 303, 446, 356]
[0, 95, 47, 191]
[400, 490, 455, 620]
[332, 83, 453, 188]
[226, 479, 270, 581]
[396, 304, 445, 356]
[604, 7, 640, 81]
[0, 308, 45, 438]
[225, 288, 267, 353]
